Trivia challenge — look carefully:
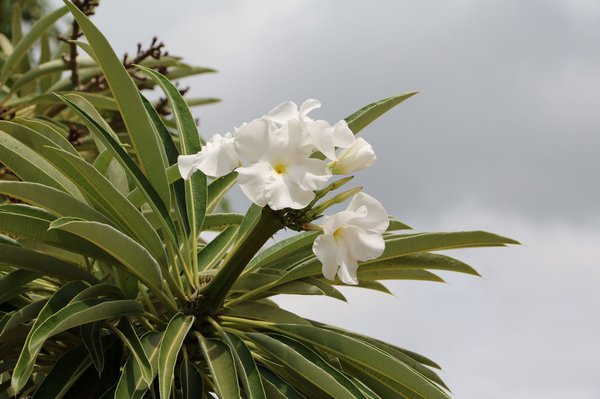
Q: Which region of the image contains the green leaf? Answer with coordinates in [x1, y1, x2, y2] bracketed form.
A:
[80, 321, 104, 375]
[137, 65, 207, 236]
[258, 366, 305, 399]
[12, 280, 88, 393]
[8, 58, 96, 94]
[28, 298, 143, 351]
[31, 344, 92, 399]
[13, 117, 76, 154]
[0, 6, 68, 85]
[199, 336, 241, 399]
[114, 332, 162, 399]
[0, 129, 85, 201]
[48, 218, 163, 291]
[387, 219, 412, 231]
[250, 333, 367, 399]
[0, 210, 117, 262]
[113, 318, 154, 385]
[142, 95, 190, 235]
[41, 147, 168, 266]
[59, 94, 179, 246]
[0, 269, 38, 303]
[0, 243, 99, 283]
[207, 172, 237, 212]
[277, 231, 517, 284]
[359, 253, 480, 279]
[0, 181, 112, 224]
[158, 313, 194, 399]
[179, 358, 204, 399]
[0, 299, 46, 337]
[202, 213, 244, 230]
[246, 231, 319, 272]
[223, 332, 266, 399]
[198, 226, 238, 271]
[345, 92, 419, 134]
[269, 324, 450, 399]
[222, 301, 312, 326]
[65, 1, 171, 207]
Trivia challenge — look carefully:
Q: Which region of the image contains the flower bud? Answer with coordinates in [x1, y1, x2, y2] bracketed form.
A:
[329, 137, 376, 175]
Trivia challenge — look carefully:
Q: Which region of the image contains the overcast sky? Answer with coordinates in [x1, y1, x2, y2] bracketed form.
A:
[63, 1, 600, 397]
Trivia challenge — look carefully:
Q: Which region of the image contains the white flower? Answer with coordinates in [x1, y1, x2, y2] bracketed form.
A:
[265, 99, 355, 160]
[234, 118, 332, 210]
[329, 137, 376, 174]
[177, 133, 240, 179]
[312, 192, 389, 285]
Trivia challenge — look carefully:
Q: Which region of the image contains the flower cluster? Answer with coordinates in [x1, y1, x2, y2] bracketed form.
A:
[178, 100, 387, 284]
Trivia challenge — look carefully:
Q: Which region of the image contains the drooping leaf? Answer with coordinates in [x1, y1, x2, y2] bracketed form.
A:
[80, 321, 104, 375]
[48, 218, 163, 291]
[199, 336, 241, 399]
[179, 358, 204, 399]
[114, 332, 162, 399]
[31, 344, 92, 399]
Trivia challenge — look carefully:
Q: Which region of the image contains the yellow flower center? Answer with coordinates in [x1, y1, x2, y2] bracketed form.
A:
[333, 227, 343, 241]
[274, 163, 287, 174]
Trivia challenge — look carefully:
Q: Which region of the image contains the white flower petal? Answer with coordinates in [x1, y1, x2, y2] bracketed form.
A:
[313, 234, 339, 281]
[265, 101, 298, 125]
[286, 158, 331, 191]
[347, 192, 389, 233]
[343, 227, 385, 261]
[299, 99, 321, 120]
[331, 137, 376, 174]
[182, 133, 239, 178]
[337, 253, 359, 285]
[234, 119, 271, 162]
[177, 153, 203, 180]
[305, 120, 337, 159]
[331, 120, 355, 149]
[236, 162, 274, 207]
[266, 173, 314, 210]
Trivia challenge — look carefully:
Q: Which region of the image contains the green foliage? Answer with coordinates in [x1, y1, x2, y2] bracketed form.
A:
[0, 2, 517, 398]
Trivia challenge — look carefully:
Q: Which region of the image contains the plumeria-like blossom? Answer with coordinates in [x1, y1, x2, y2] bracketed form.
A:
[177, 99, 377, 210]
[312, 192, 389, 285]
[329, 137, 376, 174]
[235, 118, 331, 210]
[177, 133, 239, 179]
[265, 99, 355, 160]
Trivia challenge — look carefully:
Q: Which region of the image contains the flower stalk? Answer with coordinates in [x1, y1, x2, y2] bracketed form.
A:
[198, 206, 283, 315]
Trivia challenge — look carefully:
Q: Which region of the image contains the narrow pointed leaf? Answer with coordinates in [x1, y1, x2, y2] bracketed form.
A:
[48, 218, 163, 290]
[223, 332, 266, 399]
[31, 344, 92, 399]
[269, 324, 450, 399]
[114, 332, 162, 399]
[65, 1, 171, 206]
[28, 298, 143, 351]
[179, 358, 204, 399]
[113, 318, 153, 385]
[345, 92, 419, 134]
[136, 65, 207, 236]
[0, 243, 99, 283]
[12, 280, 88, 393]
[41, 147, 168, 266]
[158, 313, 194, 399]
[80, 321, 104, 375]
[199, 336, 241, 399]
[0, 6, 68, 85]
